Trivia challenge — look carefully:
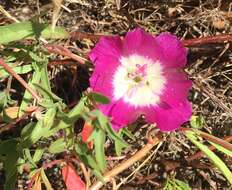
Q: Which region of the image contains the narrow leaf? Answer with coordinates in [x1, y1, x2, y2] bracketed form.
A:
[0, 21, 69, 44]
[0, 64, 33, 78]
[48, 138, 66, 154]
[89, 92, 110, 104]
[209, 141, 232, 157]
[92, 129, 107, 172]
[186, 131, 232, 185]
[40, 168, 53, 190]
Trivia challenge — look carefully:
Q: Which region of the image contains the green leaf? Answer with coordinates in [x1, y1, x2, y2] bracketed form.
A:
[21, 121, 44, 148]
[88, 92, 110, 104]
[0, 91, 8, 108]
[164, 178, 191, 190]
[29, 51, 45, 62]
[185, 131, 232, 185]
[33, 84, 62, 102]
[19, 66, 41, 116]
[68, 97, 87, 120]
[40, 168, 53, 190]
[91, 128, 107, 172]
[208, 141, 232, 157]
[121, 128, 135, 141]
[46, 97, 87, 138]
[0, 21, 69, 44]
[0, 139, 18, 190]
[33, 148, 44, 163]
[175, 179, 191, 190]
[114, 130, 127, 156]
[24, 148, 37, 168]
[41, 25, 69, 39]
[21, 122, 36, 140]
[90, 110, 128, 148]
[75, 143, 101, 172]
[48, 138, 67, 154]
[190, 115, 204, 129]
[43, 107, 57, 128]
[0, 64, 33, 78]
[4, 173, 17, 190]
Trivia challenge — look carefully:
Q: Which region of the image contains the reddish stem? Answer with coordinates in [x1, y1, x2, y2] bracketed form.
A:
[180, 128, 232, 162]
[49, 59, 78, 66]
[0, 59, 42, 102]
[90, 136, 161, 190]
[70, 31, 106, 42]
[45, 44, 86, 64]
[70, 31, 232, 46]
[182, 34, 232, 46]
[42, 159, 64, 170]
[187, 135, 232, 162]
[0, 113, 28, 133]
[199, 132, 232, 151]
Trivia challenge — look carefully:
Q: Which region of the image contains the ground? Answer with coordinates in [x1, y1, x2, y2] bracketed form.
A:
[0, 0, 232, 189]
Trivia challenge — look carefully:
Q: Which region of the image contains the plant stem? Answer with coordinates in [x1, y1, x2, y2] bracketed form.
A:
[187, 135, 232, 162]
[70, 31, 232, 46]
[89, 137, 160, 190]
[0, 59, 42, 102]
[182, 34, 232, 46]
[45, 44, 87, 64]
[180, 127, 232, 151]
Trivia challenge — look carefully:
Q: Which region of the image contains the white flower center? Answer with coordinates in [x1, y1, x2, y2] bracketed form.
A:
[113, 54, 166, 107]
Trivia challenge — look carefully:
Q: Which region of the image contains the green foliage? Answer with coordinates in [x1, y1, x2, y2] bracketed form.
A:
[0, 139, 19, 190]
[164, 178, 191, 190]
[209, 141, 232, 157]
[0, 64, 33, 78]
[91, 128, 107, 172]
[88, 92, 110, 104]
[0, 40, 127, 189]
[0, 21, 69, 44]
[48, 138, 67, 154]
[190, 115, 204, 129]
[185, 130, 232, 185]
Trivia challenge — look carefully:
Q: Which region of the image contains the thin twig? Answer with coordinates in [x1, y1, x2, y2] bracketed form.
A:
[0, 113, 28, 133]
[199, 132, 232, 151]
[116, 142, 163, 189]
[0, 4, 19, 23]
[70, 31, 105, 41]
[187, 136, 232, 162]
[0, 59, 42, 102]
[42, 159, 64, 170]
[89, 137, 161, 190]
[180, 127, 232, 161]
[45, 44, 87, 64]
[182, 34, 232, 46]
[70, 31, 232, 47]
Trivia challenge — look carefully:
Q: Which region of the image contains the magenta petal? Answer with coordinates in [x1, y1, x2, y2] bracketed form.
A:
[99, 99, 141, 131]
[89, 36, 122, 74]
[161, 70, 192, 106]
[89, 36, 122, 62]
[89, 36, 123, 98]
[89, 28, 192, 132]
[90, 70, 114, 99]
[145, 101, 192, 131]
[156, 33, 187, 68]
[123, 28, 161, 60]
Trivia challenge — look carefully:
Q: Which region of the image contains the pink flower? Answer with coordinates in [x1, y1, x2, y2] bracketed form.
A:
[89, 28, 192, 132]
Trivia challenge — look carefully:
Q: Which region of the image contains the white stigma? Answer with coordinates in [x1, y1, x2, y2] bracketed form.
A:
[113, 54, 166, 107]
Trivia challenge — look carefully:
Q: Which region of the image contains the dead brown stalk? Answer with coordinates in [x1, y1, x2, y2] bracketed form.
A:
[89, 136, 161, 190]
